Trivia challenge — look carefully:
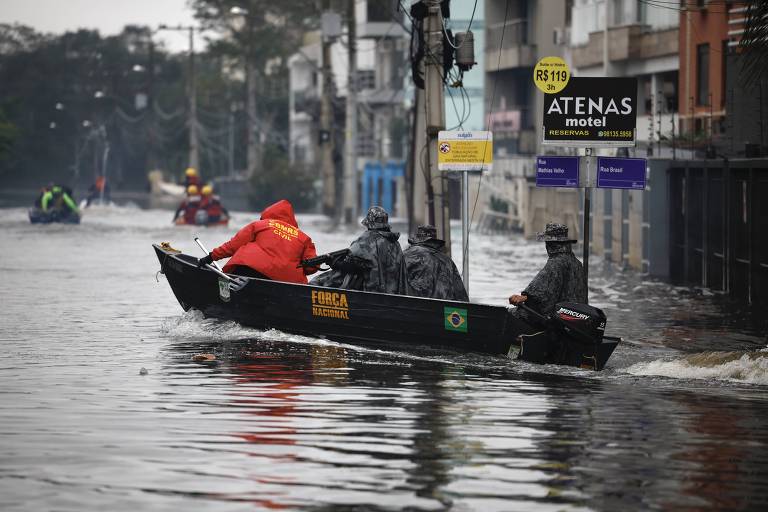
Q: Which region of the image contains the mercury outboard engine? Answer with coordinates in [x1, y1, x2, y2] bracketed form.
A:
[551, 302, 606, 346]
[517, 302, 611, 370]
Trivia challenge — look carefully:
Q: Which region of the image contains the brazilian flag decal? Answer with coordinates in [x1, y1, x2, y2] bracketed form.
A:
[444, 307, 468, 333]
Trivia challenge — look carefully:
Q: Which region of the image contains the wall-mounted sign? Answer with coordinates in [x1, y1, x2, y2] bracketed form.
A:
[437, 131, 493, 172]
[542, 77, 637, 147]
[596, 157, 647, 190]
[536, 156, 579, 187]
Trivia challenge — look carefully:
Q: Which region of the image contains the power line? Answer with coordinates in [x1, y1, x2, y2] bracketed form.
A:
[465, 0, 511, 262]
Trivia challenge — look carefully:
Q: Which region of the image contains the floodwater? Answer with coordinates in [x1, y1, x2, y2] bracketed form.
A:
[1, 205, 767, 512]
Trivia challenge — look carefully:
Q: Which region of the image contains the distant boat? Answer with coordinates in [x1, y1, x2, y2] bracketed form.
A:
[29, 208, 81, 224]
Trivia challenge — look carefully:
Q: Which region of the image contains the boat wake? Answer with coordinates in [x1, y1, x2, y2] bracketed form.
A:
[625, 348, 768, 385]
[159, 310, 515, 369]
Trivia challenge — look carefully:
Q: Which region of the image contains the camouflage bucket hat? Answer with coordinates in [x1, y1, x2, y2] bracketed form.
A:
[408, 224, 439, 245]
[536, 223, 577, 243]
[361, 206, 390, 230]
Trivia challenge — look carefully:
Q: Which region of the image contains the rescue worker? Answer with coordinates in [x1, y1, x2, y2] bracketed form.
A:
[197, 199, 318, 284]
[85, 175, 110, 207]
[33, 184, 52, 208]
[183, 167, 201, 188]
[41, 185, 79, 216]
[198, 184, 229, 225]
[404, 225, 468, 301]
[508, 223, 587, 319]
[172, 185, 201, 224]
[311, 206, 408, 294]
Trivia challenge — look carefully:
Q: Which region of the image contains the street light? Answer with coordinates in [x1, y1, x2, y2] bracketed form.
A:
[157, 23, 199, 171]
[229, 6, 248, 16]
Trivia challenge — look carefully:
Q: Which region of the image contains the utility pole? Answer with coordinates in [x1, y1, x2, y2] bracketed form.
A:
[228, 102, 236, 177]
[320, 5, 337, 217]
[188, 26, 199, 171]
[342, 0, 358, 224]
[424, 0, 450, 254]
[158, 24, 199, 171]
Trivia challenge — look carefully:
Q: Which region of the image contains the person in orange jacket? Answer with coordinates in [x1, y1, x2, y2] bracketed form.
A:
[172, 185, 202, 224]
[197, 199, 318, 283]
[198, 184, 229, 224]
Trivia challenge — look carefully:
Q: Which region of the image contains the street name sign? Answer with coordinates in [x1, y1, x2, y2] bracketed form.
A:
[542, 77, 638, 147]
[596, 157, 647, 190]
[536, 156, 579, 187]
[437, 131, 493, 172]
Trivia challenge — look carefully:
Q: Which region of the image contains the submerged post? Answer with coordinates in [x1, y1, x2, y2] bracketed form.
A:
[583, 148, 593, 299]
[462, 171, 470, 294]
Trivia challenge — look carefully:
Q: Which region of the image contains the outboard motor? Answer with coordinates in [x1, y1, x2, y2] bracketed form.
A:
[517, 302, 609, 370]
[551, 302, 606, 346]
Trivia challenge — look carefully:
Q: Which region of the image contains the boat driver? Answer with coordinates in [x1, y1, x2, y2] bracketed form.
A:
[508, 223, 587, 320]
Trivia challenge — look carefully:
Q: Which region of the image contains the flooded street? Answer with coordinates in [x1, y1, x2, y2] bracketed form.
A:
[1, 206, 767, 511]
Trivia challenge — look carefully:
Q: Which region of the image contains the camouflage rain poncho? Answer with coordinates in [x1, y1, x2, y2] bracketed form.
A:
[404, 239, 468, 301]
[311, 229, 409, 295]
[522, 242, 587, 317]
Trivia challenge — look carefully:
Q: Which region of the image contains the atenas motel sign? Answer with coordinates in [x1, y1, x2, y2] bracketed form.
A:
[542, 77, 637, 147]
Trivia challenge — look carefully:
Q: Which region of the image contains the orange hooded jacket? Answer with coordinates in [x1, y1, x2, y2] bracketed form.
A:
[211, 200, 318, 283]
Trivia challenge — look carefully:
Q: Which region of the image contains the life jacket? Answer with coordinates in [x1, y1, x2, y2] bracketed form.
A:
[182, 194, 202, 224]
[185, 175, 201, 188]
[201, 195, 224, 218]
[211, 199, 318, 283]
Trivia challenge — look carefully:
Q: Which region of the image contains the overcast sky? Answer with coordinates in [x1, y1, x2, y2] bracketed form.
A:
[0, 0, 202, 52]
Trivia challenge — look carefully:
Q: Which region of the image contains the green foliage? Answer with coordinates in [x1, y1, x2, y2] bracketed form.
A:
[191, 0, 319, 68]
[249, 145, 318, 212]
[0, 107, 18, 162]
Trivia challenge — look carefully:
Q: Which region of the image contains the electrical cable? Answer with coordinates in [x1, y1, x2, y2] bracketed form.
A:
[441, 0, 479, 50]
[465, 0, 511, 266]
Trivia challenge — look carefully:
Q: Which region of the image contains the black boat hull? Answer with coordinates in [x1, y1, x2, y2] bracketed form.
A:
[154, 244, 619, 370]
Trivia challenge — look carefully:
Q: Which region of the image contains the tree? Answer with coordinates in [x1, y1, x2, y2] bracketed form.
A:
[0, 107, 18, 163]
[190, 0, 320, 175]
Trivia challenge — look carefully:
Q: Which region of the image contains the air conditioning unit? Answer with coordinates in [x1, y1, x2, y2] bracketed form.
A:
[553, 27, 569, 46]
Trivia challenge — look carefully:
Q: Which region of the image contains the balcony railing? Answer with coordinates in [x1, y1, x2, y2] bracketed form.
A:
[485, 19, 529, 50]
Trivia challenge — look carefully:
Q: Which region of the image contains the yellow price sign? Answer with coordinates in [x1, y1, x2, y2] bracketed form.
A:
[533, 56, 570, 94]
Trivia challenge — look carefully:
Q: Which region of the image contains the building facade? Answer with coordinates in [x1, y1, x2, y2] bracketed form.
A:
[287, 0, 409, 216]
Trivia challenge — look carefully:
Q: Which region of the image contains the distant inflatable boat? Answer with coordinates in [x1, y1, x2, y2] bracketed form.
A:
[29, 208, 81, 224]
[154, 243, 621, 371]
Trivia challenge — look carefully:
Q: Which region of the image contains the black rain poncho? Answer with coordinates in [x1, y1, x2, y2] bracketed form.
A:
[311, 229, 409, 295]
[404, 240, 468, 301]
[522, 242, 587, 318]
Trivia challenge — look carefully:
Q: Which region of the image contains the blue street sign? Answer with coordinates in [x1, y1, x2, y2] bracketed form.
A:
[597, 157, 647, 190]
[536, 156, 579, 187]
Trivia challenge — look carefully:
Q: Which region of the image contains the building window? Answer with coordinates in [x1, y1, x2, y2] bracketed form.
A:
[722, 40, 728, 107]
[357, 69, 376, 91]
[697, 43, 710, 106]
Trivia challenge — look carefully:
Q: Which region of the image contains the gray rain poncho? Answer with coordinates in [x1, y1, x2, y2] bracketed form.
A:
[522, 242, 587, 317]
[404, 239, 468, 301]
[311, 229, 409, 294]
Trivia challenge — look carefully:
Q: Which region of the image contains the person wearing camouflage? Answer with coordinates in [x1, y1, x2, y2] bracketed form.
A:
[403, 225, 468, 301]
[311, 206, 409, 294]
[509, 223, 587, 320]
